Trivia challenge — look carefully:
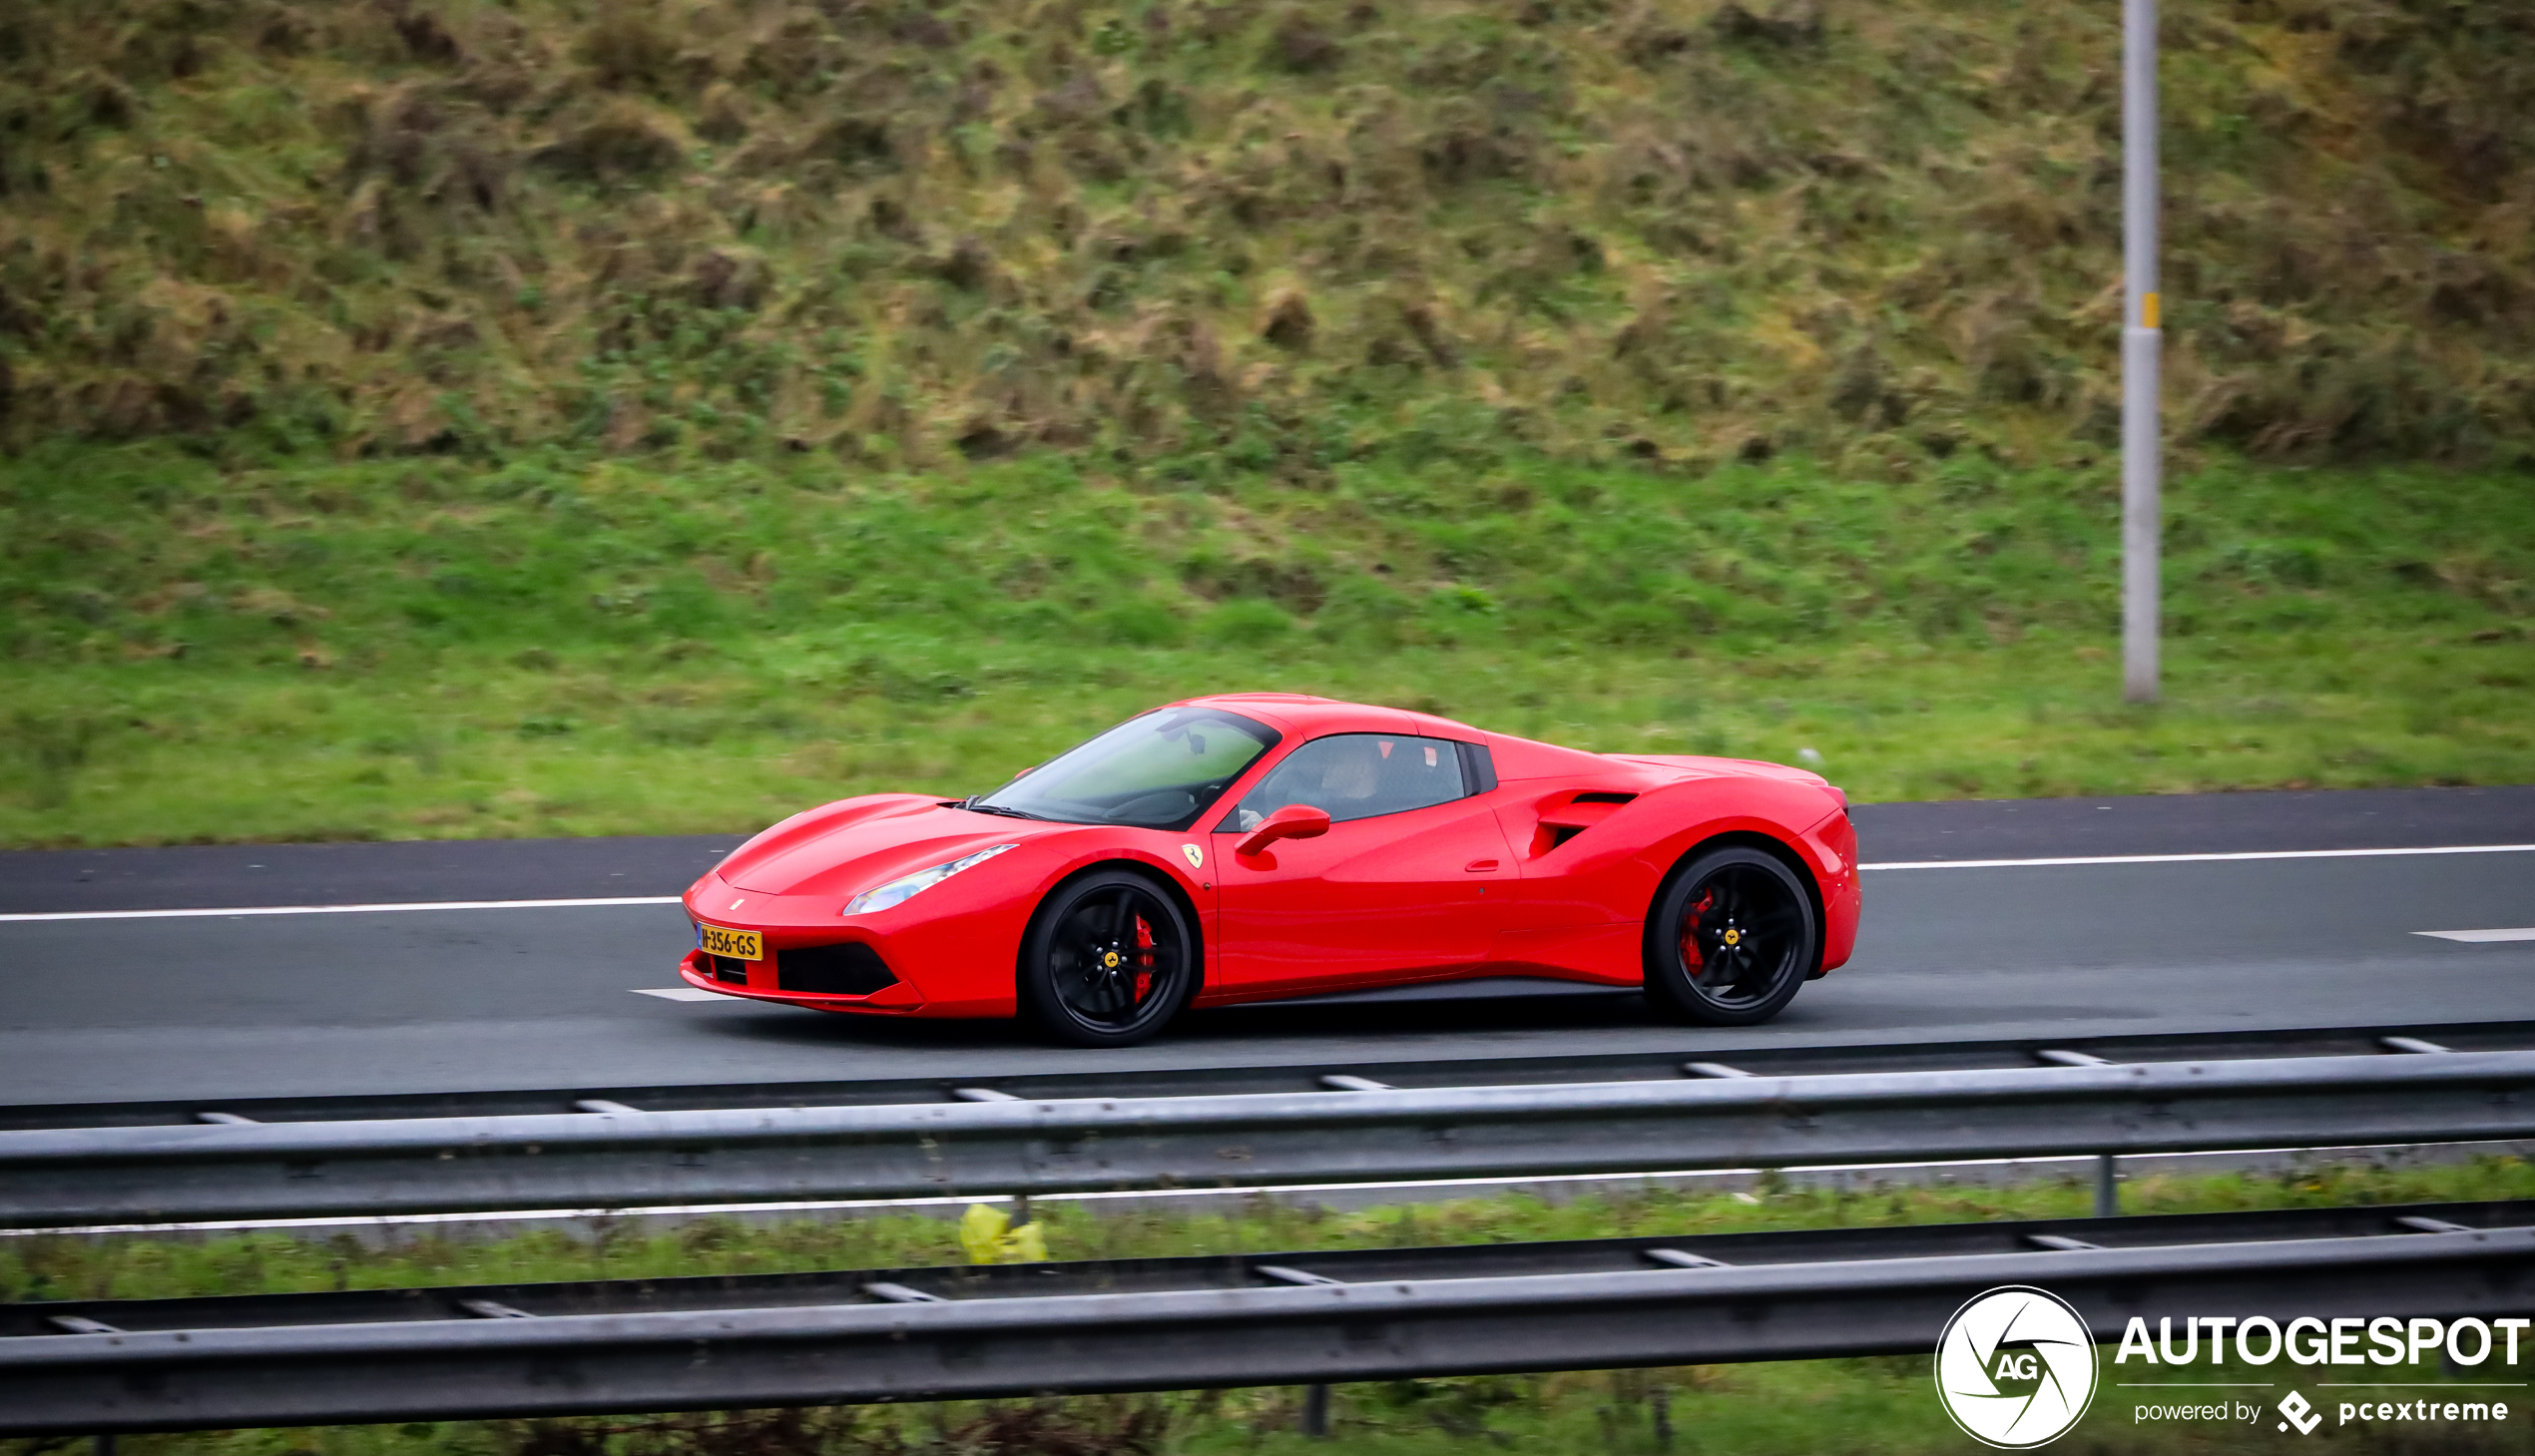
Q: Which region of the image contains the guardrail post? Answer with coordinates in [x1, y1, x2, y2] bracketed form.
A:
[2095, 1154, 2120, 1217]
[1301, 1382, 1330, 1437]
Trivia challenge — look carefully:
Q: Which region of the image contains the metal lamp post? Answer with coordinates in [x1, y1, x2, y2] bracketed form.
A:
[2122, 0, 2161, 703]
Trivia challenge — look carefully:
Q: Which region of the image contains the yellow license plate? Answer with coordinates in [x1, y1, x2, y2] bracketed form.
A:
[698, 924, 762, 960]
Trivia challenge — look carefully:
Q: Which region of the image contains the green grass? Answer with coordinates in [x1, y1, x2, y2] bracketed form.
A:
[15, 1159, 2532, 1300]
[3, 443, 2530, 846]
[7, 1158, 2532, 1454]
[22, 1365, 2518, 1456]
[5, 0, 2534, 470]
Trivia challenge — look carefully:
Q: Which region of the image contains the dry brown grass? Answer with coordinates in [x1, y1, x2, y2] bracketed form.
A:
[0, 0, 2529, 471]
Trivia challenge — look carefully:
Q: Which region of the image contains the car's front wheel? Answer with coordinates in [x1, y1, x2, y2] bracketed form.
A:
[1644, 845, 1817, 1026]
[1018, 868, 1198, 1047]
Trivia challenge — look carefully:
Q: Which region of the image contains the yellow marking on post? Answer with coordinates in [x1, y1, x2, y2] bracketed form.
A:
[2142, 292, 2161, 329]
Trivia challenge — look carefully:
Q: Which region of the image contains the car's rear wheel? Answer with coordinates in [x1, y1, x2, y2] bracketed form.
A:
[1018, 868, 1198, 1047]
[1644, 845, 1816, 1026]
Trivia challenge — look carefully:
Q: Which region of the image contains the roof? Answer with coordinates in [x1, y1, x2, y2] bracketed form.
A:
[1172, 693, 1818, 789]
[1177, 693, 1480, 741]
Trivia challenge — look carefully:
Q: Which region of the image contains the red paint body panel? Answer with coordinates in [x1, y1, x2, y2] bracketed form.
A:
[674, 694, 1862, 1025]
[1208, 795, 1517, 997]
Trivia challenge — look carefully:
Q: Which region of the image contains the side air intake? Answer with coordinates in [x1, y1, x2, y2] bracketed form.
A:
[1530, 791, 1642, 856]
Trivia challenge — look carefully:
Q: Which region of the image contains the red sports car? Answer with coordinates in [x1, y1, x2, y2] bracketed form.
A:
[680, 694, 1859, 1046]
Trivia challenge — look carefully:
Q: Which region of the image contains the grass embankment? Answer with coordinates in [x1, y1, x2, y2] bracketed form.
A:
[2, 0, 2531, 469]
[4, 444, 2531, 846]
[6, 1159, 2531, 1454]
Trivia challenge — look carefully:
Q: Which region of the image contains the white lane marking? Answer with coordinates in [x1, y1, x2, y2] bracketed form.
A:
[1861, 843, 2535, 871]
[3, 841, 2529, 920]
[0, 896, 683, 924]
[2415, 927, 2535, 943]
[632, 987, 733, 1002]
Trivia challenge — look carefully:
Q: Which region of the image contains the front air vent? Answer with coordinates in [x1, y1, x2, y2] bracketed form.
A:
[709, 955, 749, 985]
[777, 942, 898, 996]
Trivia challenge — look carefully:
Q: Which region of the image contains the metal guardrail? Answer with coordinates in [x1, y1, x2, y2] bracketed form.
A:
[6, 1202, 2532, 1433]
[14, 1019, 2535, 1132]
[4, 1043, 2534, 1226]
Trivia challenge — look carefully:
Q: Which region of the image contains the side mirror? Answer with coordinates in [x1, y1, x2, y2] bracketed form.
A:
[1236, 803, 1331, 857]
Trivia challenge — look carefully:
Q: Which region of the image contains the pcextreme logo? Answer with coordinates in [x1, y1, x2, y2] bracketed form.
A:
[1935, 1286, 2100, 1448]
[2277, 1391, 2322, 1434]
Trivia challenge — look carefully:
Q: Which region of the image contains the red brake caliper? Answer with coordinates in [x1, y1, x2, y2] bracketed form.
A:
[1681, 888, 1713, 969]
[1133, 915, 1155, 1001]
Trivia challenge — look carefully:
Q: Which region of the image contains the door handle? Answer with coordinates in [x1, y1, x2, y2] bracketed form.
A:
[1464, 858, 1500, 872]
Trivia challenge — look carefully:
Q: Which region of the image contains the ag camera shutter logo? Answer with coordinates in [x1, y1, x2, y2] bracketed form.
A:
[1935, 1286, 2100, 1448]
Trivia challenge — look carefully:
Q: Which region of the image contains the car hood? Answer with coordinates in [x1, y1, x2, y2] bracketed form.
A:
[717, 794, 1049, 899]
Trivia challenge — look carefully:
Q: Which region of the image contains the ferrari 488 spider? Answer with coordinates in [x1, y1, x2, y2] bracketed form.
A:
[680, 694, 1858, 1045]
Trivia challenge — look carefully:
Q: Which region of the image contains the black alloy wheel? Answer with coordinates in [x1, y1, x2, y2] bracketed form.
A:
[1643, 844, 1817, 1026]
[1018, 869, 1197, 1047]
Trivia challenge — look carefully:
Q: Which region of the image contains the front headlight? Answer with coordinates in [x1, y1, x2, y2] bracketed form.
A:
[841, 844, 1017, 916]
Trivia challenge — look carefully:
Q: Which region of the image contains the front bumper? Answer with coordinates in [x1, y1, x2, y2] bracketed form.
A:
[676, 865, 1036, 1018]
[676, 947, 928, 1013]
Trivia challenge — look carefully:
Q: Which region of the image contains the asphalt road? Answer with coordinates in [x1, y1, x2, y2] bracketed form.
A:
[3, 785, 2531, 1107]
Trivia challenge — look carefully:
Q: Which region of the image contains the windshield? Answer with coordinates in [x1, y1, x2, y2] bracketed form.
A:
[972, 708, 1281, 831]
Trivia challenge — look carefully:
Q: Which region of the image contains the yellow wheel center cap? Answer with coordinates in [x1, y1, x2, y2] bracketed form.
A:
[1104, 951, 1121, 968]
[1723, 929, 1741, 946]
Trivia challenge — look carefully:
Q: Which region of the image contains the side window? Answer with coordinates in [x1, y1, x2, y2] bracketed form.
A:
[1229, 733, 1469, 830]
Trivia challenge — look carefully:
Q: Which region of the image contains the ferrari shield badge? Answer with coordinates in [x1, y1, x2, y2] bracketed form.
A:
[1181, 843, 1205, 870]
